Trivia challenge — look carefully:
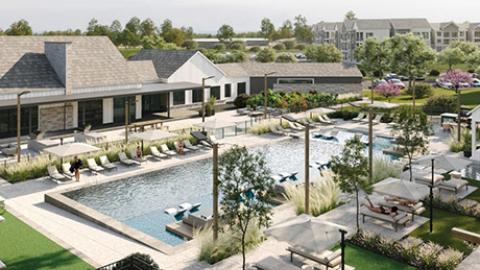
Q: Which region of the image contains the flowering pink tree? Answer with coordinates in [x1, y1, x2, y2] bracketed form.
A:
[375, 82, 401, 102]
[440, 69, 473, 141]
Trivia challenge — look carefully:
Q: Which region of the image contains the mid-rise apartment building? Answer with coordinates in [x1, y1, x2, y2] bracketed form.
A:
[431, 22, 469, 51]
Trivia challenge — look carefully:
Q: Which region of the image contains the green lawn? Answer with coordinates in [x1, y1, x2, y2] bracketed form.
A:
[0, 211, 93, 270]
[345, 244, 416, 270]
[410, 207, 480, 255]
[363, 87, 480, 108]
[118, 47, 141, 59]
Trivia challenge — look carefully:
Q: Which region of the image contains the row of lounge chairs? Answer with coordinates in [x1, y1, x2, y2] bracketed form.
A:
[352, 112, 384, 125]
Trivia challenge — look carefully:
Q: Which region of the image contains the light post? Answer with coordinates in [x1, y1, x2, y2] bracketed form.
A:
[212, 143, 219, 241]
[429, 158, 434, 233]
[16, 91, 30, 163]
[264, 72, 276, 119]
[340, 229, 347, 270]
[304, 125, 310, 214]
[124, 100, 129, 144]
[456, 83, 462, 143]
[368, 87, 374, 184]
[202, 76, 215, 124]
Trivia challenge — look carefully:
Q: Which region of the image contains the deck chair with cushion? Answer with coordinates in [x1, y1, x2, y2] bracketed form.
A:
[360, 207, 410, 232]
[318, 115, 334, 125]
[287, 246, 341, 269]
[439, 179, 468, 194]
[372, 113, 384, 125]
[48, 165, 67, 181]
[288, 121, 304, 131]
[62, 163, 75, 179]
[99, 155, 117, 171]
[119, 152, 140, 166]
[352, 112, 365, 121]
[150, 146, 168, 160]
[183, 140, 200, 151]
[160, 144, 177, 156]
[87, 158, 104, 174]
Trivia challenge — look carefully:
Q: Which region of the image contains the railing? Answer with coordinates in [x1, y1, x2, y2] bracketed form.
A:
[97, 255, 159, 270]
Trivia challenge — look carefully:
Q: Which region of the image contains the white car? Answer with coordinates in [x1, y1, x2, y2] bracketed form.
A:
[436, 79, 453, 89]
[388, 79, 406, 89]
[472, 78, 480, 87]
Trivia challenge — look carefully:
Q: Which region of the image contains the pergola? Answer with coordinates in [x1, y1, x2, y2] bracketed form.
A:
[468, 105, 480, 161]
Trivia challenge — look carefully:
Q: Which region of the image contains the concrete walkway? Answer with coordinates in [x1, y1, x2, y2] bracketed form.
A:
[457, 247, 480, 270]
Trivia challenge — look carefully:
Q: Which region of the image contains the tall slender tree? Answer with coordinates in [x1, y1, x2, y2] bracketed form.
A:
[5, 19, 32, 35]
[260, 18, 276, 41]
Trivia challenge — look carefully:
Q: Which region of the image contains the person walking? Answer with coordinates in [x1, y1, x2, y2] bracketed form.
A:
[70, 156, 83, 182]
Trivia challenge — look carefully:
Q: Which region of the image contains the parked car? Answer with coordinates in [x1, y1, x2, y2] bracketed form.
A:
[388, 78, 406, 89]
[295, 53, 306, 60]
[436, 79, 453, 89]
[385, 73, 399, 81]
[472, 78, 480, 87]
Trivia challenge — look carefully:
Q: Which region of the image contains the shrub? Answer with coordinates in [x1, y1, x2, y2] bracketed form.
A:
[437, 248, 464, 270]
[423, 95, 458, 115]
[416, 242, 443, 269]
[249, 46, 261, 52]
[213, 43, 226, 51]
[327, 110, 359, 120]
[284, 173, 341, 217]
[112, 253, 160, 270]
[248, 119, 283, 135]
[197, 222, 264, 264]
[256, 48, 276, 62]
[295, 44, 306, 50]
[275, 53, 296, 63]
[406, 83, 433, 99]
[182, 40, 198, 49]
[448, 126, 470, 152]
[429, 69, 440, 76]
[228, 41, 245, 50]
[273, 43, 286, 51]
[369, 155, 402, 184]
[283, 40, 296, 50]
[234, 94, 250, 108]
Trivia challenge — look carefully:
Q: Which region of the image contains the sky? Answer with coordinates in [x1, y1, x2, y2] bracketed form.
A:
[1, 0, 480, 33]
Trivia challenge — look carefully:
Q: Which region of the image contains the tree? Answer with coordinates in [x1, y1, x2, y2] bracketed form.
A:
[217, 24, 235, 43]
[375, 82, 401, 101]
[6, 19, 33, 35]
[86, 18, 110, 36]
[160, 19, 173, 36]
[391, 107, 429, 182]
[388, 34, 436, 107]
[305, 44, 342, 62]
[467, 50, 480, 69]
[181, 26, 194, 40]
[440, 69, 473, 142]
[163, 28, 185, 46]
[330, 136, 369, 233]
[438, 47, 465, 70]
[140, 18, 157, 37]
[219, 146, 274, 270]
[109, 20, 123, 45]
[256, 48, 276, 62]
[278, 20, 294, 39]
[450, 41, 479, 55]
[294, 15, 313, 43]
[260, 18, 276, 41]
[125, 17, 142, 36]
[345, 11, 357, 20]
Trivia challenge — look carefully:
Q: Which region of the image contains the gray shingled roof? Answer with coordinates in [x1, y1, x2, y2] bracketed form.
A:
[314, 22, 341, 31]
[129, 49, 197, 79]
[389, 18, 431, 29]
[274, 83, 362, 94]
[469, 23, 480, 30]
[127, 60, 160, 83]
[355, 19, 391, 30]
[0, 36, 141, 94]
[218, 63, 362, 78]
[432, 22, 470, 31]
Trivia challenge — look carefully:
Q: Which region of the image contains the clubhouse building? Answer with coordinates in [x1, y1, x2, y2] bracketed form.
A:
[0, 36, 362, 139]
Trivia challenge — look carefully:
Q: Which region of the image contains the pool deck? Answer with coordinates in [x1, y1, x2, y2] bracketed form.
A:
[0, 110, 457, 269]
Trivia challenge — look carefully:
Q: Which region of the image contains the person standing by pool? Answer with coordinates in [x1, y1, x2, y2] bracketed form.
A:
[70, 156, 83, 182]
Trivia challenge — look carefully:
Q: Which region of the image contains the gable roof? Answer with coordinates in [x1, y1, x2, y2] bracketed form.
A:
[129, 49, 197, 79]
[355, 19, 391, 30]
[432, 22, 469, 31]
[218, 62, 362, 78]
[127, 60, 160, 83]
[389, 18, 431, 30]
[0, 36, 140, 94]
[314, 22, 342, 31]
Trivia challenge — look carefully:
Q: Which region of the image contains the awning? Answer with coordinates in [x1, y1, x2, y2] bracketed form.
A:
[350, 100, 400, 109]
[44, 143, 100, 158]
[130, 130, 178, 142]
[194, 120, 236, 130]
[414, 154, 472, 173]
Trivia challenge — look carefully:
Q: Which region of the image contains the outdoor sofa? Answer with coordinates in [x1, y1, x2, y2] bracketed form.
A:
[254, 256, 301, 270]
[439, 179, 469, 194]
[287, 246, 341, 270]
[360, 207, 410, 232]
[379, 200, 425, 221]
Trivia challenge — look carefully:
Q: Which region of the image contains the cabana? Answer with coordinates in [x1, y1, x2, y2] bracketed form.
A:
[194, 120, 237, 139]
[130, 130, 178, 152]
[44, 143, 100, 160]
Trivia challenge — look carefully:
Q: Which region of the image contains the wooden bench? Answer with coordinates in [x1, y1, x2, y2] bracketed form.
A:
[452, 227, 480, 245]
[361, 207, 410, 232]
[287, 246, 341, 270]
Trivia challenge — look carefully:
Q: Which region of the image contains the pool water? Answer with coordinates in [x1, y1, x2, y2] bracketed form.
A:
[65, 130, 393, 246]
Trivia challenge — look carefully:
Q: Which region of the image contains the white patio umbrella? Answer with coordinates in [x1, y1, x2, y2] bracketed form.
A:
[130, 130, 178, 142]
[265, 215, 348, 254]
[307, 107, 335, 118]
[194, 120, 236, 130]
[350, 100, 400, 109]
[374, 177, 429, 201]
[44, 143, 100, 158]
[414, 154, 472, 173]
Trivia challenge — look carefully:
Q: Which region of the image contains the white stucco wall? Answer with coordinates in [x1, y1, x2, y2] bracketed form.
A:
[102, 98, 114, 124]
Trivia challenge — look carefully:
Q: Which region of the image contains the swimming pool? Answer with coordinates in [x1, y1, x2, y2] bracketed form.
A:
[64, 130, 393, 246]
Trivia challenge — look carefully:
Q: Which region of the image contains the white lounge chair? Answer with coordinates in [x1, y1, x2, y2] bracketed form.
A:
[323, 114, 337, 124]
[87, 158, 104, 174]
[184, 140, 200, 151]
[318, 115, 334, 125]
[150, 146, 168, 160]
[48, 165, 67, 181]
[99, 155, 117, 170]
[352, 112, 365, 121]
[270, 126, 287, 136]
[160, 144, 177, 156]
[119, 152, 140, 166]
[372, 113, 384, 125]
[288, 121, 304, 131]
[62, 163, 74, 179]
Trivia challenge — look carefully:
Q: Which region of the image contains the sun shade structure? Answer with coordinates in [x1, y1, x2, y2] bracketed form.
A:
[350, 100, 400, 109]
[414, 154, 472, 173]
[44, 143, 100, 158]
[193, 120, 236, 130]
[374, 177, 429, 201]
[307, 107, 335, 115]
[265, 214, 348, 254]
[282, 114, 301, 123]
[130, 130, 178, 142]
